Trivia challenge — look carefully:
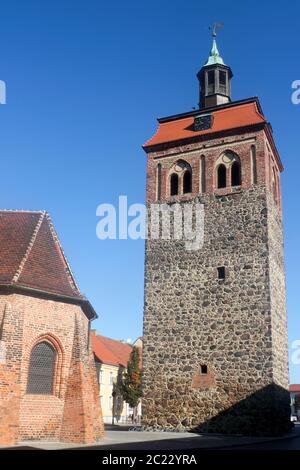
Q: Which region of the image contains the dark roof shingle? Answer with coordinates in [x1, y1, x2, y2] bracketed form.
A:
[0, 210, 82, 300]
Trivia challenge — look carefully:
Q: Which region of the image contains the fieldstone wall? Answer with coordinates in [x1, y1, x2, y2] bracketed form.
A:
[142, 186, 290, 435]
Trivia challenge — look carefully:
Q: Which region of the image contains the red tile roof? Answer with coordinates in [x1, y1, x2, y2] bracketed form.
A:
[0, 211, 95, 314]
[92, 333, 133, 367]
[290, 384, 300, 392]
[143, 100, 266, 148]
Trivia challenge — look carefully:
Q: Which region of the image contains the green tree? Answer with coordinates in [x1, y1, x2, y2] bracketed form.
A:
[119, 346, 142, 422]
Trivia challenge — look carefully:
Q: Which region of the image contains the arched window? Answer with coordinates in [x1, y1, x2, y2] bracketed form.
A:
[200, 155, 206, 193]
[217, 164, 226, 188]
[27, 341, 56, 395]
[183, 170, 192, 194]
[170, 173, 179, 196]
[231, 161, 241, 186]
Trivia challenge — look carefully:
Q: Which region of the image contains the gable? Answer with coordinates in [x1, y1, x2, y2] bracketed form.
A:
[0, 210, 81, 300]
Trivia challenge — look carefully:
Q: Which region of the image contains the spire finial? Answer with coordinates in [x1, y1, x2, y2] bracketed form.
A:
[205, 22, 225, 66]
[211, 22, 223, 37]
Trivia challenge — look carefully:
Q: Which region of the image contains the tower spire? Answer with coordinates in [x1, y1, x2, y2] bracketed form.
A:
[197, 23, 233, 109]
[205, 23, 225, 66]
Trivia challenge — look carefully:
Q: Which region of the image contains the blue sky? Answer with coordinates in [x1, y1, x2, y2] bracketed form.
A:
[0, 0, 299, 383]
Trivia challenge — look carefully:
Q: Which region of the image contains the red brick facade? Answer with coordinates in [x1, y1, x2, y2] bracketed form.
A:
[0, 211, 104, 445]
[144, 99, 282, 210]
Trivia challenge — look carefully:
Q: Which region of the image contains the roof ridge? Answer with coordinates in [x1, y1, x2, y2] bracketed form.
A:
[44, 213, 81, 295]
[0, 209, 45, 214]
[99, 335, 132, 347]
[93, 335, 124, 366]
[12, 211, 46, 283]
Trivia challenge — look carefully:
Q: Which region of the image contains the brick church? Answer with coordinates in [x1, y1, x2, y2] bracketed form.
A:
[142, 30, 291, 435]
[0, 210, 103, 445]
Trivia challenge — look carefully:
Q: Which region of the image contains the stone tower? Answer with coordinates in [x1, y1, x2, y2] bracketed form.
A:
[142, 32, 290, 435]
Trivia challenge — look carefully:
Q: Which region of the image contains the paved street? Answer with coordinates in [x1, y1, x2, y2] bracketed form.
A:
[3, 424, 299, 451]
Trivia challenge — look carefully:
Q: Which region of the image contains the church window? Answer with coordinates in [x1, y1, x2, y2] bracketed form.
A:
[27, 341, 56, 395]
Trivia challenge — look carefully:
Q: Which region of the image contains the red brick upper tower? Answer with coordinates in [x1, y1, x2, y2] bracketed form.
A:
[142, 32, 290, 435]
[0, 211, 104, 445]
[143, 97, 283, 211]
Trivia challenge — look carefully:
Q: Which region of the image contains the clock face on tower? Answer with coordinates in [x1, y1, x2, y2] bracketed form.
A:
[194, 114, 213, 132]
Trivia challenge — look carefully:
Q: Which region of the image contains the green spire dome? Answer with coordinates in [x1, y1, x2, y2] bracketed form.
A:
[204, 32, 225, 66]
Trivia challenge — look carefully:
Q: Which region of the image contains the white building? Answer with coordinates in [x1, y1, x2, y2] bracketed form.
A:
[92, 331, 142, 424]
[290, 384, 300, 419]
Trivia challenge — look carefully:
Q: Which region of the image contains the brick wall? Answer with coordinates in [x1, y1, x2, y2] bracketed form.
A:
[145, 128, 281, 207]
[0, 291, 104, 445]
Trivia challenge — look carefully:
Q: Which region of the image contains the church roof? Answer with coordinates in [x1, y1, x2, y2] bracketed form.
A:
[143, 98, 266, 149]
[0, 210, 96, 318]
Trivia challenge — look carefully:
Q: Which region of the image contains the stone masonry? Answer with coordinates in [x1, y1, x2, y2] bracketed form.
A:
[142, 116, 291, 436]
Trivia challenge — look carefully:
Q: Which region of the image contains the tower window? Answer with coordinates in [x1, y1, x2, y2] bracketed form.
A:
[27, 341, 56, 395]
[200, 365, 208, 375]
[217, 164, 226, 188]
[157, 163, 162, 200]
[207, 70, 215, 94]
[251, 145, 257, 185]
[219, 70, 227, 94]
[200, 155, 206, 193]
[170, 173, 179, 196]
[217, 266, 225, 280]
[231, 161, 241, 187]
[183, 170, 192, 194]
[219, 70, 226, 85]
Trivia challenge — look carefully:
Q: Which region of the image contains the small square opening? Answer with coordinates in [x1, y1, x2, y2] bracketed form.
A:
[200, 364, 208, 375]
[217, 266, 225, 280]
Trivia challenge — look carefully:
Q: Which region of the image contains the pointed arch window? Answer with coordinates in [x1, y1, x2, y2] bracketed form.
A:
[170, 173, 179, 196]
[217, 164, 226, 189]
[27, 341, 56, 395]
[231, 161, 241, 187]
[183, 170, 192, 194]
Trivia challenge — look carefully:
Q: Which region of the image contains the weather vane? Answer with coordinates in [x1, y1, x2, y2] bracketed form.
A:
[209, 22, 224, 37]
